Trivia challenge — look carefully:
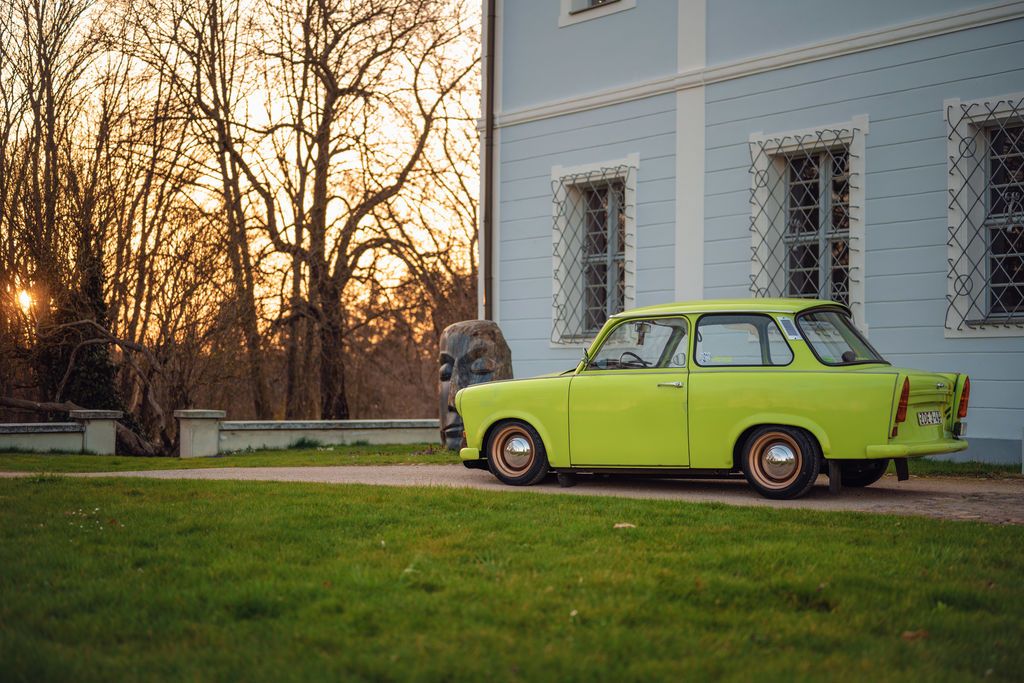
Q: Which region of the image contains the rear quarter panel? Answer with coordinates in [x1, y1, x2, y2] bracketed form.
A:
[457, 376, 573, 467]
[688, 367, 898, 468]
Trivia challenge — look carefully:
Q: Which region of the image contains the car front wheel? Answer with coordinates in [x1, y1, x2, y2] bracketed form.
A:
[486, 420, 550, 486]
[741, 426, 821, 500]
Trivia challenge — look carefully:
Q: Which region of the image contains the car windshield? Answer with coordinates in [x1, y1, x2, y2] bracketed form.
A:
[587, 317, 688, 369]
[797, 309, 886, 365]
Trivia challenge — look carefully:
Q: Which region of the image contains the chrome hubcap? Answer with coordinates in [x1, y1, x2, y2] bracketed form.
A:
[763, 443, 797, 480]
[503, 435, 533, 469]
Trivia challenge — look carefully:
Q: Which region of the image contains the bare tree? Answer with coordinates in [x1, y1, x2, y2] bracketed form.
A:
[0, 2, 31, 395]
[127, 0, 476, 418]
[125, 0, 276, 418]
[1, 0, 480, 442]
[253, 0, 478, 418]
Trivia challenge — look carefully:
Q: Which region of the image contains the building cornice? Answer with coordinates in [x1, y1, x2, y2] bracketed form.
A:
[491, 0, 1024, 129]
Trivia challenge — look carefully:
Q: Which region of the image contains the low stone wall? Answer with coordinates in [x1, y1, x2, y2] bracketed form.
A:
[174, 410, 439, 458]
[0, 423, 84, 453]
[219, 420, 439, 453]
[0, 411, 121, 455]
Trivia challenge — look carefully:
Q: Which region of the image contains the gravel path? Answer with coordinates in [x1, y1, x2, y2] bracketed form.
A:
[3, 464, 1022, 524]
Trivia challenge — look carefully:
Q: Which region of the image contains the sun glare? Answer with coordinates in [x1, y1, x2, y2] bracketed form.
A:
[17, 290, 32, 313]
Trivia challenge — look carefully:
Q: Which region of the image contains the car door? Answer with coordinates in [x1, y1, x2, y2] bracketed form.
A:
[568, 316, 690, 467]
[686, 313, 796, 469]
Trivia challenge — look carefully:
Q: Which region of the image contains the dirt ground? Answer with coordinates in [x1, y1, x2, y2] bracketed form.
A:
[4, 465, 1022, 524]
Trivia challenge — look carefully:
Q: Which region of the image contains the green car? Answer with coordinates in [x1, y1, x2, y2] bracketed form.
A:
[456, 299, 970, 500]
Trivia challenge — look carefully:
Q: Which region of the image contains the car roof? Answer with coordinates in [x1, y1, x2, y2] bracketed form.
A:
[610, 298, 847, 319]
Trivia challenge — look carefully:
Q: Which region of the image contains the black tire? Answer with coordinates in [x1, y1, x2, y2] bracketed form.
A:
[485, 420, 549, 486]
[741, 426, 821, 500]
[836, 458, 889, 487]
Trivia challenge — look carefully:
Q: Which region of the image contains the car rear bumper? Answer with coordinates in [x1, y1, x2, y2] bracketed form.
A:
[865, 439, 968, 458]
[459, 447, 481, 462]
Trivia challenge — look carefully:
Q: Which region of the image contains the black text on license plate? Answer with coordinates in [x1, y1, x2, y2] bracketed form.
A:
[917, 410, 942, 426]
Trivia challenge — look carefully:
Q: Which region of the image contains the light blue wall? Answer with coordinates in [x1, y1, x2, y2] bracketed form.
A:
[499, 0, 677, 111]
[493, 2, 1024, 451]
[703, 19, 1024, 445]
[706, 0, 996, 65]
[498, 94, 677, 378]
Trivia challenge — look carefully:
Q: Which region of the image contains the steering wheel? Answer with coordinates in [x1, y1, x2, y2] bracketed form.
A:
[619, 351, 651, 368]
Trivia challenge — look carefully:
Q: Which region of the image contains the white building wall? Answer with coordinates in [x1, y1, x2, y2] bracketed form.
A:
[490, 0, 1024, 458]
[497, 94, 678, 378]
[706, 0, 1000, 65]
[499, 0, 678, 111]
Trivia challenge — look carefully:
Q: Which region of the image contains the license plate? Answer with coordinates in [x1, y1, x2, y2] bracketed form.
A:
[917, 410, 942, 426]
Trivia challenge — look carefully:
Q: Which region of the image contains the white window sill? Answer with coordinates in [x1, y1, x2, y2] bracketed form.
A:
[559, 0, 636, 28]
[944, 325, 1024, 339]
[549, 339, 597, 350]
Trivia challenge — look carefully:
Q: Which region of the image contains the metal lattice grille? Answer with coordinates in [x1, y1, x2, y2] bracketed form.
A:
[552, 165, 635, 343]
[946, 97, 1024, 329]
[749, 128, 861, 307]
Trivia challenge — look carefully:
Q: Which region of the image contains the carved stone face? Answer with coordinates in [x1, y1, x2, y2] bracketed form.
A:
[438, 320, 513, 450]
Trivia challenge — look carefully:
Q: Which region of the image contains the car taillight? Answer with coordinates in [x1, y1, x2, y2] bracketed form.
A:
[958, 376, 970, 419]
[895, 378, 910, 422]
[892, 378, 910, 437]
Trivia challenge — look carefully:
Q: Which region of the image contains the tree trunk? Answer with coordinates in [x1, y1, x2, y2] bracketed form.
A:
[226, 225, 273, 419]
[284, 293, 305, 417]
[318, 281, 349, 420]
[284, 240, 305, 417]
[216, 143, 273, 419]
[202, 2, 274, 420]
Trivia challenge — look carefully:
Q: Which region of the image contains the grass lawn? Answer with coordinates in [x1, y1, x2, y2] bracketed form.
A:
[1, 478, 1022, 681]
[897, 459, 1020, 478]
[0, 443, 458, 472]
[0, 446, 1017, 479]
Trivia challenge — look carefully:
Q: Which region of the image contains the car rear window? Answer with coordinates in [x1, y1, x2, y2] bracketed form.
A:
[797, 309, 885, 365]
[695, 314, 793, 367]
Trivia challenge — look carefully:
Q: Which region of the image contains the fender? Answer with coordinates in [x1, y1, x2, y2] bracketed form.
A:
[458, 376, 573, 468]
[728, 412, 833, 457]
[475, 409, 569, 468]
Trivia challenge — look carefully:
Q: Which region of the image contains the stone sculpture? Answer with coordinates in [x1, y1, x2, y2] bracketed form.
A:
[438, 320, 512, 450]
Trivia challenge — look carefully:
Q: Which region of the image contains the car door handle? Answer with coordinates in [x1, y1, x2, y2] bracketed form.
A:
[657, 381, 684, 388]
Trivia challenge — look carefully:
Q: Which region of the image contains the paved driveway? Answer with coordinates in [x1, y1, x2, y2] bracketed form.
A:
[4, 465, 1022, 524]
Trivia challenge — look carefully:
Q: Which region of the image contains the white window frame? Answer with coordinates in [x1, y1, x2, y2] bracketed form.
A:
[748, 116, 868, 332]
[559, 0, 636, 28]
[550, 154, 638, 347]
[944, 92, 1024, 338]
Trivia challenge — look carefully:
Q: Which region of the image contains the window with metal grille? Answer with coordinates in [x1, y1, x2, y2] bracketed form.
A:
[986, 124, 1024, 318]
[581, 180, 626, 333]
[783, 151, 851, 305]
[748, 118, 867, 328]
[945, 95, 1024, 334]
[551, 160, 636, 344]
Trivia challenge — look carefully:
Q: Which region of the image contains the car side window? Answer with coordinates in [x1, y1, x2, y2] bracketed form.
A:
[695, 314, 793, 367]
[588, 317, 689, 370]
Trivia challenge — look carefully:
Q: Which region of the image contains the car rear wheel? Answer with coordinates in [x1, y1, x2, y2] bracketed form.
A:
[486, 420, 549, 486]
[741, 426, 821, 500]
[837, 458, 889, 487]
